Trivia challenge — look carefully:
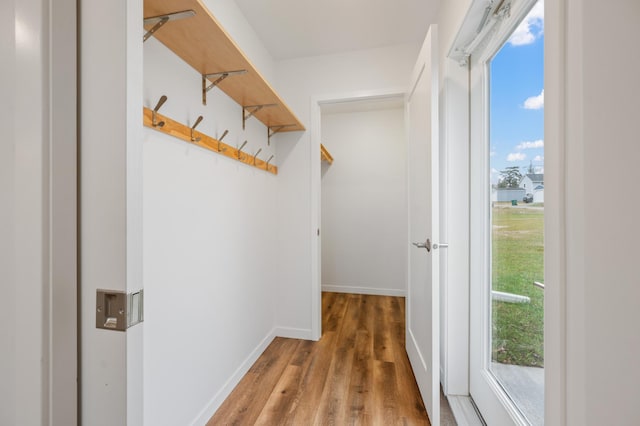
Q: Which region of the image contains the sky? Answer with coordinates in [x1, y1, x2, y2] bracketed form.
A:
[490, 0, 544, 185]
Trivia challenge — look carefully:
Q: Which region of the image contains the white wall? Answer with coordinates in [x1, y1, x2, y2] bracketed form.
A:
[321, 106, 407, 296]
[274, 44, 420, 336]
[142, 1, 281, 424]
[546, 1, 640, 424]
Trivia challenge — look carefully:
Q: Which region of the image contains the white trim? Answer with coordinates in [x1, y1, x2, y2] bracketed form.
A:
[50, 0, 78, 423]
[310, 98, 322, 341]
[447, 395, 485, 426]
[190, 330, 277, 426]
[274, 327, 314, 340]
[544, 1, 567, 424]
[322, 285, 406, 297]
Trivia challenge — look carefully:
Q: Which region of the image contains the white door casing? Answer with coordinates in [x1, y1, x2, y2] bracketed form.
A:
[406, 25, 440, 426]
[80, 0, 144, 424]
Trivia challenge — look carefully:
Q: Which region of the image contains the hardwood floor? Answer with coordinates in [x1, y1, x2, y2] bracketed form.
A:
[207, 292, 431, 425]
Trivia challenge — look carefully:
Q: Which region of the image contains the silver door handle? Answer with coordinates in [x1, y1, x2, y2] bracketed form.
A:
[412, 238, 431, 252]
[433, 243, 448, 250]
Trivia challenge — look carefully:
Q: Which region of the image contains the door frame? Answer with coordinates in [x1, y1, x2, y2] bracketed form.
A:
[51, 0, 79, 423]
[309, 88, 406, 340]
[3, 0, 78, 423]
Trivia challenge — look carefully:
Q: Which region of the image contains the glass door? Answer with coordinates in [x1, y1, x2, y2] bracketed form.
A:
[469, 0, 544, 424]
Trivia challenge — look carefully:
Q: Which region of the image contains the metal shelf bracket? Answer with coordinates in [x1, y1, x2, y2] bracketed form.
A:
[267, 124, 296, 145]
[201, 70, 247, 105]
[242, 104, 277, 130]
[143, 10, 195, 42]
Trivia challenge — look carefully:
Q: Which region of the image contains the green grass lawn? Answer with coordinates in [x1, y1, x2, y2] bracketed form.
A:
[491, 204, 544, 367]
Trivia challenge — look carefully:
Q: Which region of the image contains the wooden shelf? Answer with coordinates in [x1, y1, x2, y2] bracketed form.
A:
[144, 0, 304, 133]
[320, 144, 334, 165]
[143, 107, 278, 174]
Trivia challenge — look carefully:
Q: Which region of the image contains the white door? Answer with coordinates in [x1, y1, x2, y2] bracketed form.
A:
[406, 25, 440, 426]
[468, 1, 542, 424]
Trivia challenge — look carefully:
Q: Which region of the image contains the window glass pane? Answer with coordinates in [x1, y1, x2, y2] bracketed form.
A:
[489, 1, 544, 423]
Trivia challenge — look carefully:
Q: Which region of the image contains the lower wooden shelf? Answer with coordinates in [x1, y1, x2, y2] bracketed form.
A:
[143, 107, 277, 175]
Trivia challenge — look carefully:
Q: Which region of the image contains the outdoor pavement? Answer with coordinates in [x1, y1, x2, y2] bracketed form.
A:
[491, 362, 544, 425]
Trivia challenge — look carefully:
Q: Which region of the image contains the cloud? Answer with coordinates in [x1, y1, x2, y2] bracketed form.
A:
[533, 155, 544, 162]
[516, 139, 544, 150]
[507, 152, 527, 162]
[524, 89, 544, 109]
[508, 1, 544, 46]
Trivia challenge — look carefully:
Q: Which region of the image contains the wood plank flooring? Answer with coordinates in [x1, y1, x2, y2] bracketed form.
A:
[207, 292, 431, 425]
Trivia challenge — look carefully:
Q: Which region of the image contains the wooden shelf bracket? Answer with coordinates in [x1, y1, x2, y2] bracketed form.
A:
[321, 144, 334, 165]
[143, 10, 195, 42]
[201, 70, 247, 105]
[267, 124, 297, 145]
[242, 104, 277, 130]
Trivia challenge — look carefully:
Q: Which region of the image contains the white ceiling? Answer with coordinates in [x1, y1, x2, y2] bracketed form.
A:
[233, 0, 442, 60]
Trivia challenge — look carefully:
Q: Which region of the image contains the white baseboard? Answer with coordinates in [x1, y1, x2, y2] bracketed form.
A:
[274, 326, 314, 340]
[322, 284, 406, 297]
[190, 329, 277, 426]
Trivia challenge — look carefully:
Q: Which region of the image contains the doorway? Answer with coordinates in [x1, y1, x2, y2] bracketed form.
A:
[309, 90, 407, 340]
[319, 96, 408, 299]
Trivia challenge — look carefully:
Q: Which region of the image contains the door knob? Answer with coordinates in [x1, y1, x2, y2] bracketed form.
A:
[412, 238, 431, 252]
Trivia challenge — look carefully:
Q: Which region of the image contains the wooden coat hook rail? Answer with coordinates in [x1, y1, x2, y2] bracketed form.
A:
[143, 107, 278, 175]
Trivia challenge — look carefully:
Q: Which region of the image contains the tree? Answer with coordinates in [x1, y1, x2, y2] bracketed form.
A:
[498, 166, 523, 188]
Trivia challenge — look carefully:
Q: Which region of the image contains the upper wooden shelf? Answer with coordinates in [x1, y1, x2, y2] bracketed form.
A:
[144, 0, 305, 132]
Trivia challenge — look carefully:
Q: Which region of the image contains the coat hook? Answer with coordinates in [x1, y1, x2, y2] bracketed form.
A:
[152, 95, 167, 127]
[218, 130, 228, 152]
[237, 140, 248, 160]
[190, 115, 203, 142]
[253, 148, 262, 165]
[266, 155, 274, 171]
